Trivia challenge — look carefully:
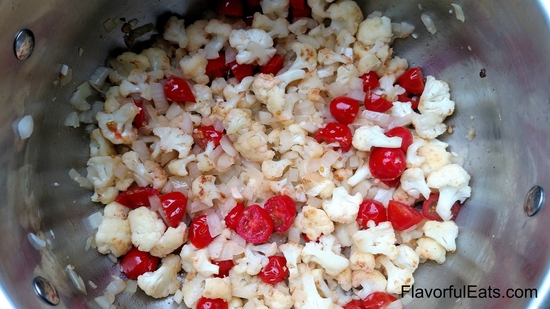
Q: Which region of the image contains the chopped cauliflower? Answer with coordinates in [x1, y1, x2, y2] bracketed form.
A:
[233, 129, 275, 163]
[137, 254, 182, 298]
[326, 0, 363, 35]
[163, 16, 188, 48]
[252, 13, 290, 39]
[349, 246, 375, 272]
[186, 20, 210, 52]
[258, 282, 293, 309]
[229, 29, 277, 65]
[279, 242, 303, 279]
[357, 16, 393, 46]
[261, 0, 290, 19]
[204, 19, 233, 59]
[392, 244, 420, 273]
[191, 175, 222, 207]
[301, 234, 349, 276]
[352, 221, 398, 259]
[95, 202, 132, 257]
[417, 140, 452, 176]
[415, 237, 447, 264]
[96, 102, 139, 145]
[262, 159, 292, 180]
[150, 223, 187, 258]
[179, 52, 209, 84]
[295, 205, 335, 240]
[352, 125, 402, 151]
[399, 167, 431, 199]
[422, 220, 459, 252]
[418, 76, 455, 117]
[377, 255, 414, 294]
[299, 265, 337, 309]
[203, 277, 233, 302]
[352, 270, 388, 297]
[426, 164, 471, 221]
[322, 187, 362, 224]
[151, 127, 194, 159]
[128, 207, 166, 252]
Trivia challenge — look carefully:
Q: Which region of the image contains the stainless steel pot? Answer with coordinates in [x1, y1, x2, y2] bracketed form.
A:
[1, 0, 549, 308]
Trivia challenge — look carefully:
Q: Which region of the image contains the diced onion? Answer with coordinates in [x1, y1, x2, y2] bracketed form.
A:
[88, 67, 112, 91]
[28, 233, 46, 249]
[88, 280, 97, 289]
[64, 112, 80, 128]
[421, 13, 437, 34]
[17, 115, 34, 139]
[95, 296, 111, 309]
[392, 22, 416, 39]
[132, 140, 150, 162]
[86, 212, 103, 230]
[230, 231, 246, 248]
[173, 289, 184, 304]
[124, 280, 138, 294]
[107, 254, 117, 263]
[451, 3, 465, 22]
[206, 212, 223, 238]
[106, 276, 127, 295]
[287, 227, 301, 244]
[165, 102, 184, 120]
[220, 135, 238, 157]
[149, 195, 171, 227]
[225, 47, 237, 64]
[69, 168, 93, 190]
[150, 82, 169, 114]
[66, 264, 87, 294]
[360, 110, 391, 127]
[85, 236, 93, 251]
[188, 200, 212, 213]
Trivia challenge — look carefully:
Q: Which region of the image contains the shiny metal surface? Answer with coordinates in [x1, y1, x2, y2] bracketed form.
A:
[524, 186, 545, 217]
[0, 0, 549, 308]
[33, 276, 60, 306]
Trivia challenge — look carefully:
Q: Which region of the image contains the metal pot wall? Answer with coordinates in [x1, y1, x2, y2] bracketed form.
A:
[0, 0, 548, 308]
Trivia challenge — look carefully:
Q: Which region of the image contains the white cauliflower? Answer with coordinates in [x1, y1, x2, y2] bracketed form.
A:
[307, 0, 329, 22]
[137, 254, 182, 298]
[326, 0, 363, 35]
[252, 13, 290, 39]
[95, 202, 132, 257]
[258, 282, 294, 309]
[204, 19, 233, 59]
[188, 84, 216, 117]
[163, 16, 189, 48]
[119, 70, 152, 100]
[121, 151, 153, 186]
[233, 129, 275, 163]
[96, 102, 139, 145]
[167, 154, 197, 176]
[182, 273, 207, 308]
[252, 72, 306, 123]
[151, 127, 194, 159]
[229, 270, 261, 299]
[90, 128, 115, 157]
[352, 221, 398, 259]
[233, 243, 276, 276]
[426, 164, 471, 221]
[229, 29, 277, 65]
[352, 270, 388, 298]
[418, 76, 455, 117]
[322, 187, 362, 224]
[179, 52, 209, 84]
[377, 255, 414, 294]
[422, 220, 459, 252]
[392, 245, 420, 273]
[128, 207, 166, 252]
[180, 245, 220, 277]
[196, 142, 217, 172]
[411, 111, 447, 139]
[203, 277, 233, 302]
[261, 0, 290, 19]
[86, 156, 120, 190]
[224, 108, 253, 135]
[347, 163, 373, 187]
[288, 42, 318, 72]
[352, 125, 402, 152]
[317, 47, 352, 65]
[141, 48, 171, 71]
[406, 139, 427, 168]
[299, 265, 337, 309]
[279, 242, 303, 279]
[186, 20, 210, 52]
[262, 159, 292, 180]
[417, 140, 452, 176]
[399, 167, 431, 199]
[301, 234, 349, 276]
[295, 206, 335, 240]
[150, 223, 187, 258]
[333, 222, 359, 247]
[356, 16, 393, 46]
[415, 237, 447, 264]
[191, 175, 222, 207]
[349, 246, 375, 272]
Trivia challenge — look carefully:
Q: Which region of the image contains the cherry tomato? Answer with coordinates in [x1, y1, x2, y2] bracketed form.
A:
[290, 5, 312, 18]
[289, 0, 307, 9]
[212, 260, 235, 278]
[196, 297, 228, 309]
[189, 215, 214, 249]
[159, 192, 187, 228]
[163, 76, 196, 103]
[362, 291, 398, 309]
[133, 102, 147, 128]
[314, 122, 353, 152]
[343, 299, 364, 309]
[119, 247, 160, 280]
[387, 200, 423, 231]
[229, 60, 255, 82]
[194, 125, 224, 149]
[259, 55, 284, 75]
[258, 256, 288, 284]
[385, 126, 413, 153]
[357, 200, 387, 229]
[369, 147, 406, 181]
[397, 67, 425, 95]
[364, 92, 393, 113]
[263, 195, 296, 233]
[206, 54, 229, 80]
[330, 96, 360, 125]
[362, 71, 380, 92]
[422, 193, 461, 221]
[236, 205, 274, 244]
[397, 93, 420, 110]
[225, 203, 245, 230]
[115, 187, 160, 209]
[216, 0, 244, 17]
[244, 0, 261, 12]
[302, 233, 321, 242]
[381, 177, 401, 188]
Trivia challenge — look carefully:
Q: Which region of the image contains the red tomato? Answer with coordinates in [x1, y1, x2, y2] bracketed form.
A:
[206, 54, 229, 80]
[422, 193, 460, 221]
[196, 297, 228, 309]
[314, 122, 353, 152]
[343, 299, 364, 309]
[362, 291, 398, 309]
[212, 260, 234, 278]
[244, 0, 261, 12]
[229, 60, 255, 82]
[132, 102, 147, 128]
[397, 93, 420, 110]
[381, 177, 401, 188]
[397, 67, 425, 95]
[259, 55, 285, 75]
[387, 200, 423, 231]
[263, 195, 296, 233]
[289, 0, 307, 9]
[330, 96, 360, 125]
[217, 0, 244, 16]
[369, 147, 406, 181]
[362, 71, 380, 92]
[385, 126, 413, 153]
[120, 247, 160, 280]
[357, 200, 387, 229]
[225, 203, 245, 230]
[115, 187, 160, 209]
[258, 256, 288, 284]
[365, 92, 393, 113]
[159, 192, 187, 228]
[194, 125, 224, 149]
[189, 215, 214, 249]
[302, 233, 321, 242]
[163, 76, 196, 103]
[236, 205, 274, 244]
[290, 5, 312, 18]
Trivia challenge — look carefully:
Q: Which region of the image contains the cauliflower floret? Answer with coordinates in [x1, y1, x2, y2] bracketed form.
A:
[307, 0, 330, 22]
[352, 221, 398, 259]
[229, 270, 261, 299]
[412, 112, 447, 139]
[347, 163, 373, 187]
[261, 0, 290, 19]
[203, 277, 233, 302]
[95, 202, 132, 257]
[233, 129, 275, 163]
[179, 52, 209, 84]
[349, 246, 375, 272]
[111, 52, 151, 77]
[128, 207, 166, 252]
[377, 255, 414, 294]
[262, 159, 292, 180]
[415, 237, 447, 264]
[352, 41, 390, 75]
[326, 0, 363, 35]
[356, 16, 393, 46]
[144, 160, 168, 190]
[186, 20, 210, 52]
[223, 76, 256, 109]
[196, 142, 217, 172]
[141, 48, 171, 72]
[252, 13, 290, 39]
[279, 242, 303, 279]
[252, 72, 306, 123]
[258, 282, 294, 309]
[418, 76, 455, 117]
[167, 154, 197, 177]
[352, 125, 402, 152]
[301, 234, 349, 276]
[229, 29, 277, 65]
[138, 254, 182, 298]
[406, 139, 427, 168]
[317, 47, 352, 65]
[399, 167, 431, 199]
[86, 156, 120, 190]
[204, 19, 233, 59]
[191, 175, 222, 207]
[90, 128, 115, 157]
[151, 127, 193, 159]
[392, 245, 420, 273]
[186, 84, 215, 117]
[180, 244, 220, 277]
[224, 108, 253, 135]
[417, 140, 452, 176]
[426, 164, 471, 221]
[300, 265, 337, 309]
[333, 222, 359, 247]
[288, 42, 318, 72]
[352, 270, 388, 298]
[96, 102, 139, 145]
[234, 243, 276, 276]
[322, 187, 362, 224]
[150, 223, 187, 258]
[119, 70, 152, 100]
[163, 16, 189, 48]
[182, 272, 206, 308]
[295, 206, 335, 240]
[422, 220, 459, 252]
[121, 151, 153, 186]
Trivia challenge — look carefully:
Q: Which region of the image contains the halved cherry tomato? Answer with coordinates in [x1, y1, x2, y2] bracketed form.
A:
[159, 192, 187, 228]
[236, 205, 274, 244]
[343, 299, 364, 309]
[212, 260, 235, 278]
[216, 0, 244, 17]
[120, 247, 160, 280]
[362, 291, 398, 309]
[290, 5, 312, 19]
[229, 60, 255, 82]
[385, 126, 413, 153]
[289, 0, 307, 10]
[194, 125, 224, 149]
[387, 200, 423, 231]
[330, 96, 360, 125]
[115, 187, 160, 209]
[381, 177, 401, 188]
[314, 122, 353, 152]
[225, 203, 245, 230]
[163, 76, 196, 103]
[206, 54, 229, 80]
[357, 200, 387, 229]
[362, 71, 380, 92]
[365, 92, 393, 113]
[244, 0, 262, 12]
[263, 195, 296, 233]
[259, 55, 285, 75]
[369, 147, 406, 181]
[397, 67, 425, 95]
[422, 193, 460, 221]
[196, 297, 228, 309]
[132, 102, 147, 128]
[189, 215, 214, 249]
[258, 256, 288, 284]
[397, 93, 420, 110]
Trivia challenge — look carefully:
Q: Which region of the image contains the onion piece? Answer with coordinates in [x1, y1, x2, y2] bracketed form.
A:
[206, 212, 223, 238]
[69, 168, 93, 190]
[64, 112, 80, 128]
[421, 13, 437, 34]
[149, 195, 170, 227]
[88, 67, 112, 91]
[360, 110, 391, 127]
[28, 233, 46, 249]
[220, 135, 238, 157]
[94, 296, 111, 309]
[124, 280, 138, 294]
[66, 264, 87, 294]
[106, 276, 127, 295]
[17, 115, 34, 139]
[165, 102, 184, 120]
[88, 280, 98, 289]
[86, 212, 103, 230]
[225, 47, 237, 64]
[451, 3, 465, 22]
[150, 82, 169, 114]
